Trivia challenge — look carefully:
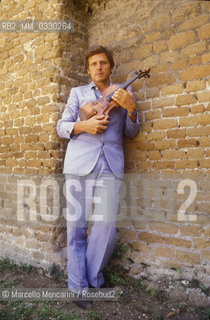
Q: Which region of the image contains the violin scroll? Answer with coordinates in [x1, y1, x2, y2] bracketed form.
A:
[135, 68, 150, 79]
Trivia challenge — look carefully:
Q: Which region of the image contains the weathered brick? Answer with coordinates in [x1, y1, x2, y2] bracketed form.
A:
[25, 135, 39, 143]
[187, 148, 204, 159]
[189, 56, 201, 66]
[172, 2, 202, 22]
[160, 51, 178, 63]
[178, 14, 208, 31]
[154, 140, 176, 150]
[137, 161, 153, 170]
[5, 158, 16, 167]
[28, 160, 42, 168]
[118, 228, 137, 240]
[168, 30, 196, 50]
[178, 139, 198, 151]
[201, 53, 210, 64]
[146, 89, 159, 99]
[180, 65, 210, 81]
[134, 44, 152, 59]
[163, 107, 189, 118]
[148, 151, 161, 160]
[204, 227, 210, 237]
[194, 239, 210, 250]
[130, 242, 151, 255]
[146, 73, 175, 88]
[197, 91, 210, 103]
[147, 132, 165, 141]
[153, 119, 178, 130]
[163, 150, 186, 160]
[185, 80, 206, 93]
[175, 160, 198, 169]
[149, 221, 178, 234]
[180, 226, 203, 237]
[187, 127, 210, 137]
[201, 250, 210, 261]
[163, 260, 181, 269]
[176, 94, 197, 107]
[153, 40, 166, 53]
[199, 137, 210, 147]
[190, 104, 205, 114]
[1, 137, 14, 145]
[197, 23, 210, 40]
[152, 64, 168, 73]
[138, 232, 165, 244]
[143, 55, 159, 68]
[170, 59, 187, 71]
[199, 114, 210, 126]
[153, 97, 175, 109]
[199, 159, 210, 169]
[6, 128, 18, 135]
[166, 129, 186, 139]
[179, 116, 199, 127]
[155, 247, 175, 258]
[145, 110, 161, 120]
[161, 84, 183, 96]
[180, 41, 206, 58]
[145, 31, 161, 43]
[176, 250, 200, 265]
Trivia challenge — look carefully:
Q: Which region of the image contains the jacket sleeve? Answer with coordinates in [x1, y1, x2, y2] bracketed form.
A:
[56, 88, 79, 139]
[123, 86, 140, 138]
[124, 111, 140, 138]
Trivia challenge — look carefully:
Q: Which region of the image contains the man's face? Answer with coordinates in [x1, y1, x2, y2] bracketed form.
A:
[87, 52, 113, 84]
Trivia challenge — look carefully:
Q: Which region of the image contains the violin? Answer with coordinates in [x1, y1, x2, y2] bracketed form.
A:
[78, 69, 150, 121]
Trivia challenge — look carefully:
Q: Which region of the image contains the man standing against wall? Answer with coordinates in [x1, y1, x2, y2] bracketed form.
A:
[57, 45, 140, 309]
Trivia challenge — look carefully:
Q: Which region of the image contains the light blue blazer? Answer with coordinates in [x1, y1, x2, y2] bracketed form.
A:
[56, 82, 140, 179]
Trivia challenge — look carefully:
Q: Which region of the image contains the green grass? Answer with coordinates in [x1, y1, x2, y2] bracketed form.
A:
[86, 310, 102, 320]
[48, 263, 66, 281]
[103, 242, 131, 286]
[0, 258, 17, 272]
[0, 258, 36, 273]
[0, 301, 104, 320]
[202, 308, 210, 320]
[0, 279, 18, 288]
[0, 301, 81, 320]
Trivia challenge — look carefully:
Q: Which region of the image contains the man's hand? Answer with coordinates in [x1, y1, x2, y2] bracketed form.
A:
[83, 115, 109, 134]
[112, 88, 136, 113]
[71, 115, 109, 136]
[112, 88, 137, 122]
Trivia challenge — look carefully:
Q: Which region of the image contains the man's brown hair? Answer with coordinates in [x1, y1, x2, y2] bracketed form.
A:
[84, 45, 115, 70]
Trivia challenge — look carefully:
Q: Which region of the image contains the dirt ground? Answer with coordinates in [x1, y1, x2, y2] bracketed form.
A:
[0, 258, 209, 320]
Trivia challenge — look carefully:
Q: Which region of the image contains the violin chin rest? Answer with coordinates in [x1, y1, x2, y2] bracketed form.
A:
[78, 108, 88, 121]
[87, 108, 98, 119]
[78, 106, 97, 120]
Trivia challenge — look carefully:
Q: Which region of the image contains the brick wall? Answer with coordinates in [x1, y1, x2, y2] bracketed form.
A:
[0, 0, 89, 268]
[89, 0, 210, 283]
[0, 0, 209, 283]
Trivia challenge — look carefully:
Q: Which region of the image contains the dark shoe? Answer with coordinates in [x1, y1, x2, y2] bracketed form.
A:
[100, 281, 110, 288]
[89, 280, 110, 289]
[73, 300, 92, 309]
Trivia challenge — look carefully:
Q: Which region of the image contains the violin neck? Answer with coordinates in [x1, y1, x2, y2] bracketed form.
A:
[120, 74, 140, 90]
[106, 73, 139, 102]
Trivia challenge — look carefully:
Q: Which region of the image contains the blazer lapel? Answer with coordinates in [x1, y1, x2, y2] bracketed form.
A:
[86, 82, 98, 102]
